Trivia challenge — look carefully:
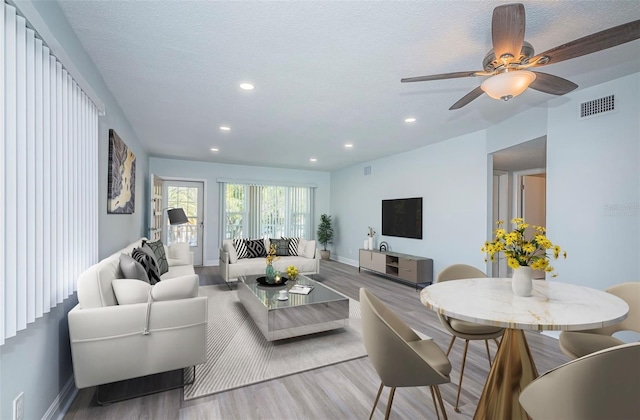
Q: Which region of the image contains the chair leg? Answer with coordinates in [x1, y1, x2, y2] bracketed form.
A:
[454, 339, 470, 412]
[369, 382, 384, 420]
[384, 387, 396, 420]
[430, 386, 440, 420]
[446, 335, 456, 356]
[484, 339, 492, 367]
[434, 385, 448, 420]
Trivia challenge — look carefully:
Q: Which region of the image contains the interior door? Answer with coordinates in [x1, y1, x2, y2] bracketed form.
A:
[164, 181, 204, 265]
[521, 174, 546, 279]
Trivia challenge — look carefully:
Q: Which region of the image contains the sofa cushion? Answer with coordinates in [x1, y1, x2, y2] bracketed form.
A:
[132, 246, 162, 284]
[223, 240, 239, 263]
[245, 238, 267, 258]
[270, 238, 290, 256]
[167, 242, 191, 266]
[144, 239, 169, 275]
[113, 275, 199, 305]
[161, 264, 195, 280]
[234, 239, 249, 259]
[119, 253, 149, 283]
[282, 237, 299, 256]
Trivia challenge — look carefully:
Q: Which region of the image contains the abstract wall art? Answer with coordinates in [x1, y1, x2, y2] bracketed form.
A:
[107, 129, 136, 213]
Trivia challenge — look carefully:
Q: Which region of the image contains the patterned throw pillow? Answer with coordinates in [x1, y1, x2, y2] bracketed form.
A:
[233, 239, 249, 259]
[245, 239, 266, 258]
[270, 238, 290, 256]
[131, 247, 161, 284]
[143, 239, 169, 275]
[282, 237, 299, 256]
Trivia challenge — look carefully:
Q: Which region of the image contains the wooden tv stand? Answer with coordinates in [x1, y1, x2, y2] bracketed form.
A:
[358, 249, 433, 287]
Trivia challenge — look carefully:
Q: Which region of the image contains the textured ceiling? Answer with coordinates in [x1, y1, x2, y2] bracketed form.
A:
[56, 1, 640, 171]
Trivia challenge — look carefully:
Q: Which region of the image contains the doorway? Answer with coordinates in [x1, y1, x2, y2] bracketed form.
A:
[490, 137, 547, 277]
[164, 180, 205, 266]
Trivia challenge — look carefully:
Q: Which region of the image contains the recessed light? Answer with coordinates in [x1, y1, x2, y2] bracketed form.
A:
[309, 158, 317, 162]
[210, 148, 219, 152]
[239, 83, 254, 90]
[404, 117, 416, 123]
[220, 126, 230, 131]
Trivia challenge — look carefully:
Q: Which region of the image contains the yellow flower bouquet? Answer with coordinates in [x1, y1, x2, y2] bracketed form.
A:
[482, 218, 566, 277]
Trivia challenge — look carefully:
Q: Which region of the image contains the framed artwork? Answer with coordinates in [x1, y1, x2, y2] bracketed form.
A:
[107, 129, 136, 213]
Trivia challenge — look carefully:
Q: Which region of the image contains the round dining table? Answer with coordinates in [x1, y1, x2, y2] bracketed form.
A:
[420, 278, 629, 420]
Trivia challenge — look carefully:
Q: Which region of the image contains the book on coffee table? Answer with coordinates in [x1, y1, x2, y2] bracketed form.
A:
[289, 285, 314, 295]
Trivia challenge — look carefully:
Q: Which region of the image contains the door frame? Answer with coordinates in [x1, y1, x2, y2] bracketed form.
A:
[159, 176, 208, 266]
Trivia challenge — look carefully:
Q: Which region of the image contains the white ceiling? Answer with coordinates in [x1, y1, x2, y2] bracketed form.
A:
[56, 1, 640, 171]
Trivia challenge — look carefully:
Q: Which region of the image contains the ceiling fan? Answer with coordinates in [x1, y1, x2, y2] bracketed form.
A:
[401, 3, 640, 110]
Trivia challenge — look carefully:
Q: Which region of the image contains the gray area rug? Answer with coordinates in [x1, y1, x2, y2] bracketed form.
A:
[183, 284, 367, 400]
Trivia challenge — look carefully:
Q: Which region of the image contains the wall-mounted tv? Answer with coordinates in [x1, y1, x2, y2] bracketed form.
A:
[381, 197, 423, 239]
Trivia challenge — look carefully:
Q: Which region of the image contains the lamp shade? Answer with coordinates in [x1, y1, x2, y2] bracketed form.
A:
[481, 70, 536, 101]
[167, 208, 189, 225]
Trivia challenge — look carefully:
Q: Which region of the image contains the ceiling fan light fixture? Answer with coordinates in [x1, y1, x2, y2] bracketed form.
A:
[481, 70, 536, 101]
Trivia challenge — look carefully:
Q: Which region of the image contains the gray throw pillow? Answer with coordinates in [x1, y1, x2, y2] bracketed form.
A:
[144, 239, 169, 275]
[119, 253, 149, 283]
[270, 238, 290, 256]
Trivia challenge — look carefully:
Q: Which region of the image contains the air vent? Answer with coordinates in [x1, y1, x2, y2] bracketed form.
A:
[364, 166, 372, 176]
[579, 95, 616, 120]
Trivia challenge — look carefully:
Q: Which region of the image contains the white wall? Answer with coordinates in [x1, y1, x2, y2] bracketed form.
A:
[546, 73, 640, 289]
[149, 158, 331, 264]
[331, 131, 489, 277]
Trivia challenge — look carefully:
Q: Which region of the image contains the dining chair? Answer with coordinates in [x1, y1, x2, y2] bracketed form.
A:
[435, 264, 504, 412]
[519, 342, 640, 420]
[359, 288, 451, 420]
[559, 282, 639, 359]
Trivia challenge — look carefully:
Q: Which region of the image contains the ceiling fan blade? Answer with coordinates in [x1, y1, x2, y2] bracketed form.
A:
[449, 86, 485, 110]
[529, 72, 578, 95]
[492, 3, 526, 60]
[401, 71, 481, 83]
[530, 19, 640, 66]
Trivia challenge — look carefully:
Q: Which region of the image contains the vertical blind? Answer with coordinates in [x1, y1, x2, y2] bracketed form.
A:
[1, 3, 99, 345]
[219, 182, 314, 241]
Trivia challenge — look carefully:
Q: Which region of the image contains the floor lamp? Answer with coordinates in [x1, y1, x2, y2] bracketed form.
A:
[167, 208, 189, 243]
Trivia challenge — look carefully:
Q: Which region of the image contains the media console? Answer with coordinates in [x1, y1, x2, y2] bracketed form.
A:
[358, 249, 433, 288]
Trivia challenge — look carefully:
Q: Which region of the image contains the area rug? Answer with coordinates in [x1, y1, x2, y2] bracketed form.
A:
[183, 284, 367, 400]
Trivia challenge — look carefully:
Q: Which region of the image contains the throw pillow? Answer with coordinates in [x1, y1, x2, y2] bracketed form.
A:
[144, 239, 169, 275]
[112, 279, 151, 305]
[119, 253, 149, 283]
[282, 237, 299, 256]
[302, 240, 316, 259]
[233, 239, 249, 259]
[131, 247, 162, 284]
[270, 238, 290, 256]
[245, 238, 267, 258]
[223, 240, 239, 264]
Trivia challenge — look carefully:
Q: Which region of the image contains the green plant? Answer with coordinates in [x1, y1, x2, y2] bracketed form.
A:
[317, 214, 334, 251]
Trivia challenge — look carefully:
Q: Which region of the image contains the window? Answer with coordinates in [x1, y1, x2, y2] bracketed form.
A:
[167, 186, 198, 246]
[221, 183, 314, 240]
[1, 3, 99, 345]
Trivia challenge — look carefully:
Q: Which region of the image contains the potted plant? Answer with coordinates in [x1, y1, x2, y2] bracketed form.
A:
[317, 214, 334, 260]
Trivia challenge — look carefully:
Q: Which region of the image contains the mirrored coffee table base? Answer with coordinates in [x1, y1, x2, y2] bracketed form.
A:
[238, 274, 349, 341]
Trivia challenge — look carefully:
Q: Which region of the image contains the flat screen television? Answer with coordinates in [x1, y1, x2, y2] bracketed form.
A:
[382, 197, 423, 239]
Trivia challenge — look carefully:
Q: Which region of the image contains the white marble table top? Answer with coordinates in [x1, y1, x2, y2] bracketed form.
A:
[420, 278, 629, 331]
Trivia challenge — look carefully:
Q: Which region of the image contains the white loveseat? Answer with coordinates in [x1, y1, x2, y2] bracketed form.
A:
[68, 238, 208, 389]
[219, 238, 320, 283]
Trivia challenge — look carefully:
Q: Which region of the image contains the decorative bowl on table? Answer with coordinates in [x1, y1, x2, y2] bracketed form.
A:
[256, 276, 289, 287]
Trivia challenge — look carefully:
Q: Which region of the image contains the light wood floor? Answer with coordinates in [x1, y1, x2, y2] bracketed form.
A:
[64, 260, 570, 419]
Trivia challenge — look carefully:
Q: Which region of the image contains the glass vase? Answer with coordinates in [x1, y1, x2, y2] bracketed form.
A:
[265, 263, 276, 284]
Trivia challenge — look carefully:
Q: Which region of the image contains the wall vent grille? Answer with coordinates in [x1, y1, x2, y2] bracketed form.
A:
[364, 166, 372, 176]
[579, 95, 616, 120]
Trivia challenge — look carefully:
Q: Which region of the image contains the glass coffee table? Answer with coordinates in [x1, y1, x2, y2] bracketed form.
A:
[237, 274, 350, 341]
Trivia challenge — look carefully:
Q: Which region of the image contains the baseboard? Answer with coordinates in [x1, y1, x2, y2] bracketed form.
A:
[335, 256, 358, 267]
[43, 375, 78, 420]
[203, 259, 217, 266]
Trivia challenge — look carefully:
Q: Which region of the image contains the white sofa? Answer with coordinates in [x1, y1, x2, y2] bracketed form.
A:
[68, 238, 208, 390]
[219, 238, 320, 283]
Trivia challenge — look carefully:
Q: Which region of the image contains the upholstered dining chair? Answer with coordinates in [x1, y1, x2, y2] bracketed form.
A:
[559, 282, 639, 359]
[435, 264, 504, 412]
[360, 288, 451, 420]
[519, 342, 640, 420]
